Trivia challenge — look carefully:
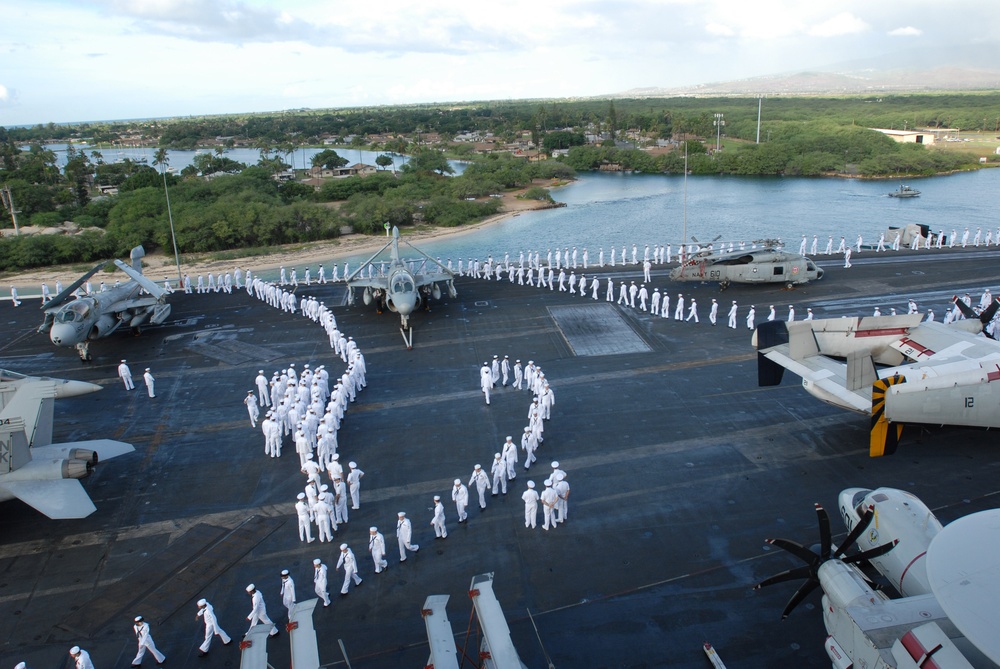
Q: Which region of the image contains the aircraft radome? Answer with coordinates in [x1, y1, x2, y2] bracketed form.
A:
[756, 487, 1000, 669]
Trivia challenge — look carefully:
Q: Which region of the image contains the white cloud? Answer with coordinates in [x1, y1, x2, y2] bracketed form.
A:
[0, 84, 9, 102]
[888, 26, 923, 37]
[705, 22, 735, 37]
[807, 12, 870, 37]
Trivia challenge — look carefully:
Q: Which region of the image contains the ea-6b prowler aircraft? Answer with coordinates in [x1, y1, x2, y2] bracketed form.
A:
[670, 245, 823, 290]
[754, 297, 1000, 456]
[756, 487, 1000, 669]
[345, 226, 457, 349]
[0, 369, 134, 519]
[37, 245, 172, 361]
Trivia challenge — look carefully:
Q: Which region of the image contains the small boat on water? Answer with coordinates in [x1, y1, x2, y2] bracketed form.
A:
[888, 184, 920, 198]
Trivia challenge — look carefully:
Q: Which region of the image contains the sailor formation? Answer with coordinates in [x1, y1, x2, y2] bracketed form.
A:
[11, 224, 1000, 307]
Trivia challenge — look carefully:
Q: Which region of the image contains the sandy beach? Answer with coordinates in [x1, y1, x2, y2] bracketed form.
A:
[1, 184, 566, 297]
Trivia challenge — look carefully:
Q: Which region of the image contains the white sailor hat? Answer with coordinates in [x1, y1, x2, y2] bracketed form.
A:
[247, 390, 254, 394]
[551, 461, 560, 468]
[70, 647, 81, 656]
[281, 569, 289, 577]
[516, 359, 521, 363]
[340, 543, 348, 550]
[259, 370, 264, 374]
[134, 615, 143, 622]
[493, 354, 498, 358]
[434, 495, 441, 501]
[454, 479, 461, 485]
[246, 584, 255, 592]
[504, 354, 509, 358]
[349, 461, 357, 468]
[495, 452, 502, 458]
[555, 472, 565, 481]
[506, 435, 513, 440]
[320, 484, 328, 491]
[331, 454, 339, 460]
[369, 526, 377, 532]
[297, 492, 305, 499]
[474, 464, 482, 470]
[544, 479, 552, 486]
[527, 480, 535, 488]
[145, 367, 150, 371]
[121, 359, 127, 362]
[397, 511, 406, 517]
[198, 598, 207, 607]
[15, 662, 26, 669]
[313, 558, 321, 565]
[524, 426, 531, 431]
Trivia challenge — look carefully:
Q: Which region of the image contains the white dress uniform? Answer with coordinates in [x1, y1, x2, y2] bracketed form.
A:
[347, 463, 364, 510]
[70, 647, 95, 669]
[118, 360, 134, 390]
[396, 512, 419, 560]
[522, 481, 539, 528]
[431, 496, 447, 538]
[368, 528, 388, 573]
[245, 585, 278, 635]
[280, 571, 296, 616]
[452, 480, 469, 522]
[196, 599, 231, 654]
[131, 616, 166, 665]
[336, 544, 363, 594]
[143, 369, 155, 398]
[313, 560, 331, 607]
[469, 466, 490, 509]
[541, 480, 559, 530]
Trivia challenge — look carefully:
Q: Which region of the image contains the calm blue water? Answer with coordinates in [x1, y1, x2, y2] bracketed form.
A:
[365, 169, 1000, 265]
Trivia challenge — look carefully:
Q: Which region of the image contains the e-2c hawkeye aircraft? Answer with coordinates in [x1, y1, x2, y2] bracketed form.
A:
[754, 297, 1000, 456]
[756, 487, 1000, 669]
[670, 245, 823, 290]
[345, 226, 457, 348]
[37, 245, 172, 361]
[0, 369, 134, 519]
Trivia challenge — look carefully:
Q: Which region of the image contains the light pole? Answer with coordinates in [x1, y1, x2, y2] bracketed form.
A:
[714, 113, 725, 151]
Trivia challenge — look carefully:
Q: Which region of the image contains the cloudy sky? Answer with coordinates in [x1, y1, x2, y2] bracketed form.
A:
[1, 0, 996, 127]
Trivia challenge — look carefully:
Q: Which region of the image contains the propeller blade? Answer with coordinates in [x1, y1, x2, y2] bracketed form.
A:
[754, 565, 812, 590]
[842, 539, 899, 565]
[834, 509, 874, 559]
[980, 297, 1000, 327]
[952, 295, 977, 320]
[767, 538, 819, 565]
[781, 579, 820, 620]
[815, 504, 832, 560]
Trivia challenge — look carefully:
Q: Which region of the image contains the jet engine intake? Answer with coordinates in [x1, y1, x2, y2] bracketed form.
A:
[90, 314, 119, 339]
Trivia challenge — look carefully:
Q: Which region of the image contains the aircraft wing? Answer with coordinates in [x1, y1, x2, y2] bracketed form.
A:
[345, 275, 389, 290]
[107, 296, 160, 313]
[114, 259, 166, 299]
[33, 439, 135, 462]
[345, 239, 394, 284]
[414, 269, 455, 288]
[0, 478, 97, 519]
[43, 262, 106, 312]
[888, 320, 1000, 365]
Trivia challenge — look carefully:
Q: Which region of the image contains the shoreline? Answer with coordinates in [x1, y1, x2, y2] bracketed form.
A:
[0, 187, 567, 295]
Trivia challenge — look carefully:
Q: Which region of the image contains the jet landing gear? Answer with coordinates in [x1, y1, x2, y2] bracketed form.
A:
[75, 342, 93, 362]
[400, 315, 413, 349]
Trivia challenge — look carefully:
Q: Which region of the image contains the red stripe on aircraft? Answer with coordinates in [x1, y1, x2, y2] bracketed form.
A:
[854, 328, 910, 338]
[899, 551, 927, 597]
[896, 337, 935, 356]
[900, 630, 942, 669]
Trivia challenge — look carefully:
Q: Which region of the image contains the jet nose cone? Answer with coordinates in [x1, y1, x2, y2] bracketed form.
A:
[394, 292, 417, 316]
[54, 379, 103, 398]
[50, 323, 76, 347]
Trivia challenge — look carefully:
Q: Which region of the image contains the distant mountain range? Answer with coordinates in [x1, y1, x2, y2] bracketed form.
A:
[618, 42, 1000, 97]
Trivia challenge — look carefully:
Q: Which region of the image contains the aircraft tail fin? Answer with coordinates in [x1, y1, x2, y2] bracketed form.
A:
[756, 320, 788, 386]
[0, 417, 31, 473]
[130, 245, 146, 274]
[846, 350, 876, 392]
[870, 374, 906, 457]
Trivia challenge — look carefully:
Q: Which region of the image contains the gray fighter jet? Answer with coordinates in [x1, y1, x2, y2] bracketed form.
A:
[37, 245, 172, 361]
[346, 227, 456, 348]
[0, 369, 134, 518]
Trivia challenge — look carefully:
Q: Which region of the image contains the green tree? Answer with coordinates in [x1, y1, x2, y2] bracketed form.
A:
[375, 154, 394, 171]
[311, 149, 348, 170]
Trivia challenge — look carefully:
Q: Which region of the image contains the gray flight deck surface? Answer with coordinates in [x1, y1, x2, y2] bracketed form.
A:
[2, 247, 1000, 669]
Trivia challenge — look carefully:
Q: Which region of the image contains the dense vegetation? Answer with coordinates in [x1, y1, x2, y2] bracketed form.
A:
[0, 141, 563, 272]
[1, 93, 996, 271]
